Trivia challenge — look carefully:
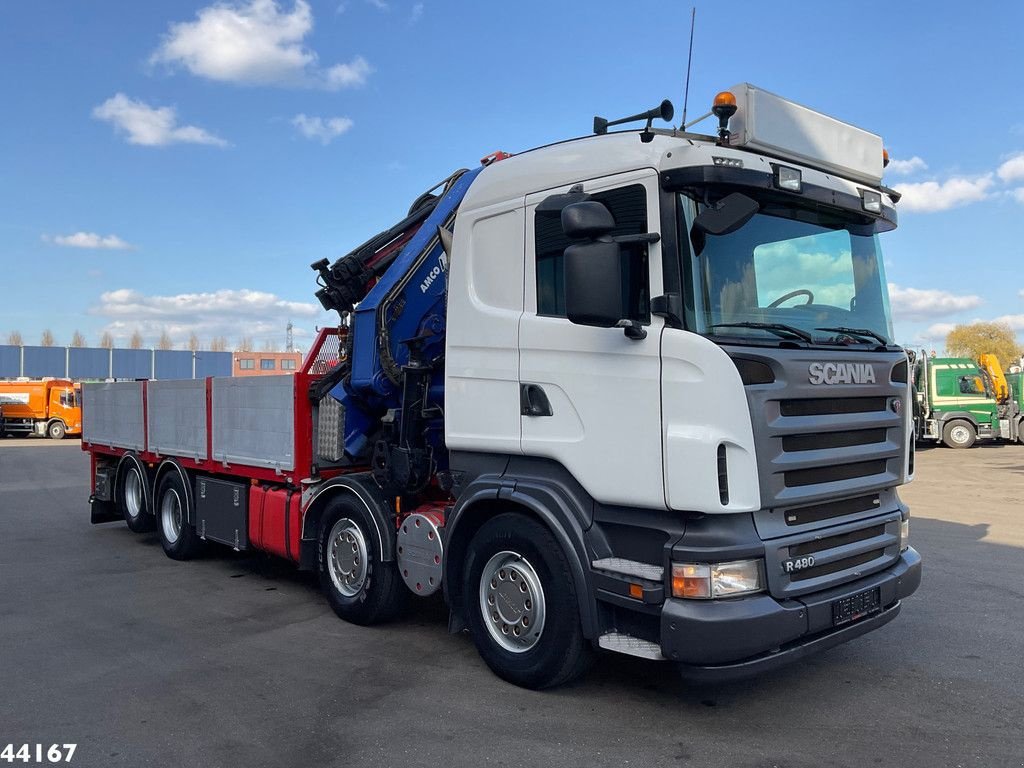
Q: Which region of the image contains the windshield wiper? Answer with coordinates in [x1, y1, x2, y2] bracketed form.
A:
[815, 326, 890, 346]
[710, 321, 813, 343]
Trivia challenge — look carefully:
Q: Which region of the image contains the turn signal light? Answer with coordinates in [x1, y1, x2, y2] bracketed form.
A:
[672, 563, 712, 598]
[882, 148, 890, 167]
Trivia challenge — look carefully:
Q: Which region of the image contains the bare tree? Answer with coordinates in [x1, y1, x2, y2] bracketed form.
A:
[261, 339, 279, 352]
[98, 331, 114, 349]
[209, 336, 228, 352]
[6, 330, 22, 346]
[188, 333, 201, 352]
[236, 337, 254, 352]
[157, 330, 174, 350]
[70, 330, 87, 347]
[129, 330, 144, 349]
[40, 329, 55, 347]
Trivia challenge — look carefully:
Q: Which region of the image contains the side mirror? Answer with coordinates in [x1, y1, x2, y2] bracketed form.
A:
[561, 201, 615, 240]
[564, 239, 624, 328]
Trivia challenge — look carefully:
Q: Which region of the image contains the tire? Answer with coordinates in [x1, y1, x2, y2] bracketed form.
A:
[463, 513, 593, 689]
[942, 420, 976, 449]
[156, 470, 202, 560]
[47, 421, 66, 440]
[317, 497, 406, 625]
[119, 461, 155, 533]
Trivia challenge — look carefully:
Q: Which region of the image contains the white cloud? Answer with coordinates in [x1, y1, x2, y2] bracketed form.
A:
[991, 313, 1024, 331]
[292, 114, 354, 144]
[886, 156, 927, 175]
[893, 174, 994, 213]
[150, 0, 370, 90]
[92, 93, 227, 147]
[366, 0, 389, 9]
[90, 288, 322, 346]
[324, 56, 372, 89]
[921, 322, 958, 342]
[888, 284, 983, 321]
[1012, 188, 1024, 205]
[997, 153, 1024, 183]
[45, 232, 134, 250]
[409, 2, 423, 23]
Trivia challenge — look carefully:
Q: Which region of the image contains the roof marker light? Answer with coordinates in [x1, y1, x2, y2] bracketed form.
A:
[882, 148, 890, 168]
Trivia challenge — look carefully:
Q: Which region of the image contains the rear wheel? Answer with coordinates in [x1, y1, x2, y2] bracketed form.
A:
[317, 497, 406, 625]
[120, 461, 155, 533]
[463, 513, 592, 689]
[156, 471, 202, 560]
[942, 420, 976, 449]
[47, 421, 66, 440]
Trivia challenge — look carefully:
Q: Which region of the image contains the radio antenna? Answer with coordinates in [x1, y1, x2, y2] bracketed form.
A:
[680, 7, 696, 130]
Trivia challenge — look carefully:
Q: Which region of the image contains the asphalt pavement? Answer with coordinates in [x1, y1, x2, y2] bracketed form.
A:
[1, 437, 1022, 768]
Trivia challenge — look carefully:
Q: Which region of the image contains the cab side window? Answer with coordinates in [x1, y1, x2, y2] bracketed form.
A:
[535, 184, 650, 321]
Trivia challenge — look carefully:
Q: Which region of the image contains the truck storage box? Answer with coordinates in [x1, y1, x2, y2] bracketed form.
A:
[248, 485, 301, 562]
[195, 476, 249, 550]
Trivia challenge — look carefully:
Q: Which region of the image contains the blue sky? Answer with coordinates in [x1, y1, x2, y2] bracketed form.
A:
[1, 0, 1023, 352]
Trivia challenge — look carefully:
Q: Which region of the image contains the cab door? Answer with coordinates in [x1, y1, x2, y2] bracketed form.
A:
[519, 170, 666, 510]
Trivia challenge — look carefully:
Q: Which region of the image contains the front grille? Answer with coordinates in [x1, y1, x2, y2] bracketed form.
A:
[789, 524, 886, 557]
[790, 548, 886, 582]
[784, 494, 880, 526]
[784, 460, 887, 488]
[782, 429, 886, 452]
[780, 397, 888, 417]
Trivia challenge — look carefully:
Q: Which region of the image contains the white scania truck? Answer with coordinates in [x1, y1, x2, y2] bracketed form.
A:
[84, 83, 921, 689]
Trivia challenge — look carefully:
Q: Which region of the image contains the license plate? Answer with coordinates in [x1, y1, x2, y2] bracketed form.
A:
[832, 587, 881, 626]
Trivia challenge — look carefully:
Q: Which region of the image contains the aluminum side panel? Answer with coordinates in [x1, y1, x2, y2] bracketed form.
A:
[211, 376, 295, 471]
[147, 379, 207, 460]
[82, 381, 145, 451]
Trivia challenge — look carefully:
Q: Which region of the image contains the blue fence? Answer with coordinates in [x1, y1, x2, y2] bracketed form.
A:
[0, 345, 232, 380]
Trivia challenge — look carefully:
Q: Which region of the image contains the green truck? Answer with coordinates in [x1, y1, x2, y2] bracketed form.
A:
[910, 351, 1024, 448]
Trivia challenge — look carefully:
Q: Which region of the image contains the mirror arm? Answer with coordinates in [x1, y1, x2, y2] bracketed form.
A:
[612, 232, 661, 246]
[616, 319, 648, 341]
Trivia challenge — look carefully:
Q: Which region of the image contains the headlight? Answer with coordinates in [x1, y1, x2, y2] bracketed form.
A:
[671, 559, 765, 599]
[899, 518, 910, 552]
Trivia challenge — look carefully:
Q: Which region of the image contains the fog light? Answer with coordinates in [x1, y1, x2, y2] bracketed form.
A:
[774, 165, 802, 192]
[899, 518, 910, 552]
[862, 189, 883, 213]
[672, 559, 765, 599]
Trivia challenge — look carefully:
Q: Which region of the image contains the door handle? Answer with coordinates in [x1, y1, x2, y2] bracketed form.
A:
[520, 384, 553, 417]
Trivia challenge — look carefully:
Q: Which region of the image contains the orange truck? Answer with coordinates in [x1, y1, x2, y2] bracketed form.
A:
[0, 379, 82, 439]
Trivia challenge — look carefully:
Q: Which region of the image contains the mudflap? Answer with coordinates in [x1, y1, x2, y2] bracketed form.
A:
[89, 495, 121, 524]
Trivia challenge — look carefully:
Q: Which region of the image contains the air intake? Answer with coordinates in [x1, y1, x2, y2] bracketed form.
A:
[717, 444, 729, 505]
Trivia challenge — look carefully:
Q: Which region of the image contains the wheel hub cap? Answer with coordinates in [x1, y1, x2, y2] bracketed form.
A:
[328, 519, 368, 597]
[479, 551, 546, 653]
[161, 489, 183, 544]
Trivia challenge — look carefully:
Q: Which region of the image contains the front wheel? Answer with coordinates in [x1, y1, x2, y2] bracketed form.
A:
[463, 514, 592, 689]
[156, 471, 202, 560]
[47, 421, 66, 440]
[942, 420, 976, 449]
[317, 498, 406, 625]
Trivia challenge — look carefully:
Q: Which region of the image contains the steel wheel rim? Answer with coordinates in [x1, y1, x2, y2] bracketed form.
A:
[125, 469, 143, 520]
[951, 425, 970, 444]
[160, 488, 183, 544]
[328, 518, 368, 597]
[479, 551, 546, 653]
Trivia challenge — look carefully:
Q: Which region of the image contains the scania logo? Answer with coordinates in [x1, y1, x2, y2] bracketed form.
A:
[808, 362, 876, 385]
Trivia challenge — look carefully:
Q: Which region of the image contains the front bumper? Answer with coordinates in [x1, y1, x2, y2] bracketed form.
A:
[661, 546, 921, 683]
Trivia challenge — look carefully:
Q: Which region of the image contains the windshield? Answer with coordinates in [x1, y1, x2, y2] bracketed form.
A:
[682, 196, 894, 346]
